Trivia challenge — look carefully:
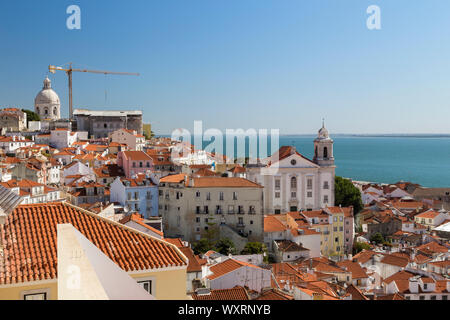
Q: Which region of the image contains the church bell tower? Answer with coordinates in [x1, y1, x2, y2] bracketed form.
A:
[313, 120, 334, 167]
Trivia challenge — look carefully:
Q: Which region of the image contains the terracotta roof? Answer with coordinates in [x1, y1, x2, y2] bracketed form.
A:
[119, 213, 163, 237]
[0, 202, 187, 285]
[207, 258, 262, 280]
[416, 241, 448, 254]
[264, 215, 287, 232]
[121, 151, 152, 161]
[159, 174, 187, 184]
[380, 254, 409, 267]
[254, 288, 294, 300]
[192, 286, 249, 300]
[345, 284, 369, 300]
[337, 260, 368, 279]
[415, 209, 441, 219]
[376, 293, 405, 300]
[192, 177, 263, 188]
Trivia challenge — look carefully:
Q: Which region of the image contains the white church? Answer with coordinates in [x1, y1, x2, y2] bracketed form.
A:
[34, 76, 61, 120]
[247, 122, 336, 214]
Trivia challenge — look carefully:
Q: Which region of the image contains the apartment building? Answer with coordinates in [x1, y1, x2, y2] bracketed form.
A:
[159, 174, 264, 244]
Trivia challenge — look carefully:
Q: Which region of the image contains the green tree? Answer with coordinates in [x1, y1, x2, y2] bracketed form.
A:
[353, 241, 371, 254]
[22, 109, 40, 125]
[215, 238, 236, 255]
[192, 238, 214, 255]
[370, 232, 384, 244]
[334, 176, 364, 214]
[241, 242, 266, 255]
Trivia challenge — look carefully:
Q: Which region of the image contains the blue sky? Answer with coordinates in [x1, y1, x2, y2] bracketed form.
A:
[1, 1, 450, 135]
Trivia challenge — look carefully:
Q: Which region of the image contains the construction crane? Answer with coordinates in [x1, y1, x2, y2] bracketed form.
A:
[48, 63, 140, 119]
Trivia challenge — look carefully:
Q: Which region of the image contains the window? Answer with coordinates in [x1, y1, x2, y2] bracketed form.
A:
[307, 192, 312, 198]
[275, 209, 281, 214]
[275, 192, 280, 198]
[324, 195, 328, 203]
[339, 216, 343, 222]
[443, 296, 448, 300]
[430, 295, 436, 300]
[196, 191, 200, 198]
[307, 178, 312, 190]
[216, 206, 222, 214]
[196, 206, 201, 214]
[275, 179, 281, 190]
[219, 192, 224, 200]
[419, 296, 425, 300]
[228, 205, 234, 214]
[23, 293, 47, 300]
[335, 237, 339, 242]
[323, 147, 328, 158]
[323, 181, 329, 189]
[134, 192, 139, 200]
[206, 192, 211, 201]
[238, 217, 244, 225]
[290, 177, 297, 189]
[203, 206, 209, 214]
[334, 217, 337, 222]
[232, 192, 238, 200]
[127, 192, 132, 200]
[138, 280, 152, 295]
[291, 192, 297, 198]
[249, 205, 255, 214]
[238, 206, 244, 214]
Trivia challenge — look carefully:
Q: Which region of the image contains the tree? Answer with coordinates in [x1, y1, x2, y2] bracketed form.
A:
[370, 232, 384, 245]
[241, 242, 266, 255]
[353, 241, 371, 254]
[215, 238, 236, 255]
[334, 176, 364, 214]
[192, 238, 214, 255]
[22, 109, 40, 125]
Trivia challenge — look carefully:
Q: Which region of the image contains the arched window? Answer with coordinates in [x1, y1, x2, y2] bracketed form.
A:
[324, 147, 328, 158]
[290, 176, 297, 189]
[53, 108, 57, 115]
[315, 146, 318, 158]
[36, 107, 40, 114]
[44, 108, 48, 115]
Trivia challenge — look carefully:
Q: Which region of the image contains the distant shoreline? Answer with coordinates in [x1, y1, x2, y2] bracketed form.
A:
[157, 133, 450, 139]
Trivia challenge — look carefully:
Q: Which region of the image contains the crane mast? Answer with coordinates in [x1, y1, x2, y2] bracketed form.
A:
[48, 63, 140, 119]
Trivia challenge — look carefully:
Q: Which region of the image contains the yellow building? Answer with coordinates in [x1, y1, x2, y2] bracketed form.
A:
[0, 202, 189, 300]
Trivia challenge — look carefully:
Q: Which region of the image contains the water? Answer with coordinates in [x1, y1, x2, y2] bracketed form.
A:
[167, 134, 450, 188]
[280, 135, 450, 188]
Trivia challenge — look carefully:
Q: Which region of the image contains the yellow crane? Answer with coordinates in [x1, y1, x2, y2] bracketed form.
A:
[48, 63, 140, 119]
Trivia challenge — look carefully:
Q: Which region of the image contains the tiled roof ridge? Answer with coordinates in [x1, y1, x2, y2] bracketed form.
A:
[62, 201, 189, 268]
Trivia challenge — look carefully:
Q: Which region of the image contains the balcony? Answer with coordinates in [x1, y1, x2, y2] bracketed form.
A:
[237, 223, 245, 228]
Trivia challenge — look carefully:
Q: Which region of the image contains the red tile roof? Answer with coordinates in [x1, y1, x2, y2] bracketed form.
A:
[207, 258, 262, 280]
[191, 286, 250, 300]
[0, 202, 187, 285]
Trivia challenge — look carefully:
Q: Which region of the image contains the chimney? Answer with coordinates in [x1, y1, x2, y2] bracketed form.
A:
[0, 208, 7, 226]
[409, 277, 419, 294]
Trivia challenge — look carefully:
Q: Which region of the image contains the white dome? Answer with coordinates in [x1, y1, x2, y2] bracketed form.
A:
[34, 77, 61, 120]
[317, 120, 330, 140]
[35, 77, 60, 105]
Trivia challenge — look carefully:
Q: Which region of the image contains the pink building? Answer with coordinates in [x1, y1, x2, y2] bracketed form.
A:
[117, 151, 153, 178]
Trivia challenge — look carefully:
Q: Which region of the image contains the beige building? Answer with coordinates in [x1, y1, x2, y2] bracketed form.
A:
[159, 174, 264, 244]
[0, 108, 27, 132]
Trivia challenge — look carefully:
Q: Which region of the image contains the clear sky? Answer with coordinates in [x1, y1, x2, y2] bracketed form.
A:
[1, 0, 450, 135]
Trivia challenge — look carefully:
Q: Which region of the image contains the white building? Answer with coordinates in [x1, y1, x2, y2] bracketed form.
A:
[204, 258, 271, 293]
[34, 77, 61, 120]
[247, 123, 335, 214]
[110, 128, 146, 151]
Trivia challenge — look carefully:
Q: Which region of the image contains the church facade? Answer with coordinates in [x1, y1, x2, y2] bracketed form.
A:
[247, 123, 336, 214]
[34, 77, 61, 120]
